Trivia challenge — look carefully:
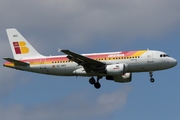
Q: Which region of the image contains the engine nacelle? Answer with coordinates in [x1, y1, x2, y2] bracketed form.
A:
[106, 64, 125, 75]
[106, 73, 132, 83]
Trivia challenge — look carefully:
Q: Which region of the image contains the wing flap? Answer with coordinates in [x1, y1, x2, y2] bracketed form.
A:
[3, 58, 29, 66]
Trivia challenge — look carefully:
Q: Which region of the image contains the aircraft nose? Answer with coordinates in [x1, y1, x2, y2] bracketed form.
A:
[171, 58, 177, 67]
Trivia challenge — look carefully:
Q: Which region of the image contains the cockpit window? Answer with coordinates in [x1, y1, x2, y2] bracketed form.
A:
[160, 54, 170, 57]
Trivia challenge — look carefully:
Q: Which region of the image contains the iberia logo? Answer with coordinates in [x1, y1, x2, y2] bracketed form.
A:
[13, 41, 29, 54]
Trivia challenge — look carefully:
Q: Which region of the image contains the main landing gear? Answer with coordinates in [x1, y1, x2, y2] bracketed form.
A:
[89, 76, 102, 89]
[149, 71, 155, 83]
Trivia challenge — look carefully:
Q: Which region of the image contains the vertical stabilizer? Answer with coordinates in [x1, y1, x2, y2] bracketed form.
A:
[6, 29, 44, 60]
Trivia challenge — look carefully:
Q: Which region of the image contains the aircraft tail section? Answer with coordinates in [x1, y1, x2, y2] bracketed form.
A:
[6, 28, 44, 60]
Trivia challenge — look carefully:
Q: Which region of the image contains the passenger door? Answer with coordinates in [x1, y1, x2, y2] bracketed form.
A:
[147, 51, 154, 63]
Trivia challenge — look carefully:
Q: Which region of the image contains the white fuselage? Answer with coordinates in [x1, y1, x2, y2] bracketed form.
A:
[4, 50, 177, 77]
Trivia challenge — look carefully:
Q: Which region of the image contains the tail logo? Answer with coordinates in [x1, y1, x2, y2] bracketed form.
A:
[13, 41, 29, 54]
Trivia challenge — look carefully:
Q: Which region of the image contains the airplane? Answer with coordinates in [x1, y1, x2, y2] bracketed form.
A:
[3, 28, 177, 89]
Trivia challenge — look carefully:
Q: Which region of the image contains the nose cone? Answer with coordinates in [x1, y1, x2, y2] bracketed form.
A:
[170, 58, 177, 67]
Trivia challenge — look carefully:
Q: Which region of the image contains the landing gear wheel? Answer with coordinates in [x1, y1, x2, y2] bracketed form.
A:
[94, 82, 101, 89]
[150, 78, 155, 83]
[89, 77, 95, 84]
[149, 71, 155, 83]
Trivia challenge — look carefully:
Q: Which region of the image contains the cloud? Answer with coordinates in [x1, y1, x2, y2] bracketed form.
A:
[0, 0, 180, 51]
[0, 85, 132, 120]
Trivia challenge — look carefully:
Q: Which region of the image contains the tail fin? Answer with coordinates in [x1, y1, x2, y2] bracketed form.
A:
[6, 28, 44, 60]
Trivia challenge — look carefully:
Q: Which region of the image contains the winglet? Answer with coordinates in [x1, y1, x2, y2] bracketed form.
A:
[57, 47, 62, 53]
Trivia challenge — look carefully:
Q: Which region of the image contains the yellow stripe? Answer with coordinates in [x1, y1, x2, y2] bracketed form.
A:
[30, 61, 55, 65]
[131, 50, 147, 57]
[4, 64, 15, 67]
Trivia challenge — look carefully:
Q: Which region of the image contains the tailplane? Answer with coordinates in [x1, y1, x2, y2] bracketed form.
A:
[6, 28, 44, 60]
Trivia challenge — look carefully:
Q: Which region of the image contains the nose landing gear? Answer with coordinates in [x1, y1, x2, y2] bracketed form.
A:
[149, 71, 155, 83]
[89, 76, 102, 89]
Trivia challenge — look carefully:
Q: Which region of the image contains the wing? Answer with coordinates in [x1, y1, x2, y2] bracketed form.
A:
[60, 49, 105, 66]
[58, 48, 106, 74]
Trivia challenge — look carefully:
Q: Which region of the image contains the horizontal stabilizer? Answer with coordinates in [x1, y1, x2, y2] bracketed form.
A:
[3, 58, 29, 66]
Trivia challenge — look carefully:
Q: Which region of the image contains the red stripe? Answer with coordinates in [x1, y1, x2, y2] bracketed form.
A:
[125, 51, 137, 56]
[113, 68, 119, 69]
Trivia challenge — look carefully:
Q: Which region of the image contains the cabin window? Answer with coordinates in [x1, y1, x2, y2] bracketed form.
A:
[160, 54, 170, 57]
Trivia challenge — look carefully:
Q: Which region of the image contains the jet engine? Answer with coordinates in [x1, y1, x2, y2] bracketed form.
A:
[106, 73, 132, 83]
[106, 64, 125, 75]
